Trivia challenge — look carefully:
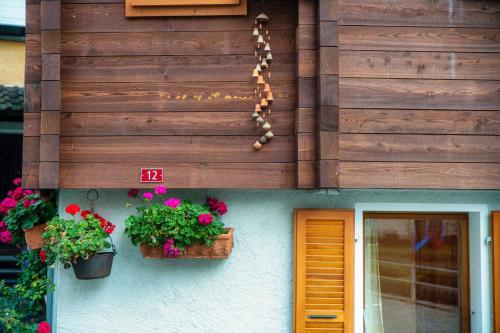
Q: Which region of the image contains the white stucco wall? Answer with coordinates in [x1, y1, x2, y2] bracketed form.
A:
[53, 189, 500, 333]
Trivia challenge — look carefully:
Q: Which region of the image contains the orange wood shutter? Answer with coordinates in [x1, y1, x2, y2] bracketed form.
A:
[294, 210, 354, 333]
[493, 211, 500, 332]
[125, 0, 247, 17]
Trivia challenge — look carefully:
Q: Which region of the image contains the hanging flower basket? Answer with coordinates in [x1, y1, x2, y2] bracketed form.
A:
[23, 223, 47, 250]
[72, 249, 116, 280]
[140, 227, 234, 259]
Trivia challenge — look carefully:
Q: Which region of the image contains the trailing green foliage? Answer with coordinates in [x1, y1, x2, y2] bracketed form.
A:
[43, 212, 113, 266]
[125, 199, 226, 251]
[0, 250, 51, 333]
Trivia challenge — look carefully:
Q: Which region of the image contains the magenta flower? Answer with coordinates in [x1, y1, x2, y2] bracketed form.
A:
[163, 238, 180, 257]
[13, 178, 22, 186]
[7, 191, 12, 197]
[0, 230, 12, 244]
[23, 189, 33, 196]
[165, 198, 181, 209]
[198, 213, 213, 226]
[154, 185, 168, 195]
[0, 221, 5, 229]
[143, 192, 153, 201]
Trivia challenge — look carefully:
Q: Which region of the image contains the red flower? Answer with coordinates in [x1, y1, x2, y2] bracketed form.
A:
[13, 178, 22, 186]
[39, 250, 47, 263]
[23, 199, 36, 209]
[81, 210, 92, 219]
[11, 187, 24, 201]
[128, 189, 139, 198]
[37, 321, 51, 333]
[206, 197, 228, 215]
[65, 204, 80, 215]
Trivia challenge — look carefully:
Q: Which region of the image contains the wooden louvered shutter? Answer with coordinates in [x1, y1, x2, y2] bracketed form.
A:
[294, 210, 354, 333]
[493, 212, 500, 332]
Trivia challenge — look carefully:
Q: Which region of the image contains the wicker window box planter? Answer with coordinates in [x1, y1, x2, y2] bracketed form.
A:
[139, 227, 234, 259]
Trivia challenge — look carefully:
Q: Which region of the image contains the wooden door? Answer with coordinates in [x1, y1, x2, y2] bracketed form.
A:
[294, 210, 354, 333]
[493, 211, 500, 332]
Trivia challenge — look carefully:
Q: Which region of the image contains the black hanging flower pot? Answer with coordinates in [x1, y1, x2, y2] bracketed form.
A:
[72, 250, 116, 280]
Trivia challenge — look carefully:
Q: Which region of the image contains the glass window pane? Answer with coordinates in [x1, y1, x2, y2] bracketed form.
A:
[364, 213, 468, 333]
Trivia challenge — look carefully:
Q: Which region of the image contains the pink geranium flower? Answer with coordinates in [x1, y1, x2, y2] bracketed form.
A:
[165, 198, 181, 209]
[0, 230, 12, 244]
[13, 178, 22, 186]
[0, 221, 6, 229]
[154, 185, 167, 195]
[143, 192, 153, 201]
[198, 214, 213, 226]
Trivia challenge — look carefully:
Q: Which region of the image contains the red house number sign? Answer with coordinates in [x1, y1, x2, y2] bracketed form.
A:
[141, 168, 164, 183]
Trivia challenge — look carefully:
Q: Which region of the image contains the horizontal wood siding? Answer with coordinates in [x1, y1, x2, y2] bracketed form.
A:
[58, 0, 297, 188]
[336, 0, 500, 189]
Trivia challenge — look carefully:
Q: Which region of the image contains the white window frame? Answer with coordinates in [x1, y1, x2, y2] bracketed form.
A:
[354, 203, 491, 333]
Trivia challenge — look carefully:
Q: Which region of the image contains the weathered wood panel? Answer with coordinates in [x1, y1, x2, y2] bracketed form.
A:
[339, 109, 500, 135]
[61, 81, 295, 112]
[61, 30, 295, 56]
[339, 0, 500, 28]
[339, 162, 500, 189]
[62, 2, 294, 32]
[59, 162, 296, 189]
[340, 51, 500, 80]
[61, 55, 295, 82]
[339, 134, 500, 163]
[61, 111, 294, 136]
[60, 136, 296, 163]
[339, 26, 500, 52]
[340, 78, 500, 110]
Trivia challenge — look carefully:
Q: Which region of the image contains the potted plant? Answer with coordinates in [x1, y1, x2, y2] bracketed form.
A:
[43, 204, 117, 280]
[2, 178, 56, 250]
[125, 186, 233, 259]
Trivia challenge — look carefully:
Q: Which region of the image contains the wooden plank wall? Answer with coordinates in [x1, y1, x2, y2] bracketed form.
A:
[296, 0, 317, 188]
[334, 0, 500, 189]
[23, 0, 42, 189]
[55, 0, 297, 189]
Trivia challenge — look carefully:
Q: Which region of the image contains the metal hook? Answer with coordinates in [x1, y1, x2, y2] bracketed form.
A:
[86, 189, 99, 212]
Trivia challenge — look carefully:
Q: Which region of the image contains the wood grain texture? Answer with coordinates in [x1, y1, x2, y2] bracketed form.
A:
[319, 106, 338, 131]
[41, 111, 61, 135]
[318, 74, 338, 106]
[125, 0, 247, 17]
[339, 134, 500, 163]
[41, 30, 61, 54]
[62, 1, 293, 32]
[296, 24, 317, 50]
[40, 135, 60, 162]
[319, 21, 338, 47]
[24, 83, 41, 113]
[22, 163, 40, 189]
[38, 162, 59, 189]
[319, 159, 338, 188]
[41, 0, 61, 30]
[23, 137, 40, 163]
[318, 0, 338, 22]
[61, 81, 295, 112]
[339, 0, 500, 28]
[61, 111, 294, 136]
[41, 54, 61, 81]
[298, 49, 317, 78]
[297, 133, 316, 161]
[41, 81, 61, 111]
[59, 162, 296, 189]
[340, 51, 500, 80]
[339, 109, 500, 135]
[24, 113, 41, 137]
[60, 136, 296, 163]
[26, 4, 41, 34]
[297, 160, 317, 188]
[295, 108, 316, 133]
[319, 131, 339, 160]
[61, 30, 294, 56]
[298, 0, 316, 25]
[61, 54, 295, 82]
[320, 47, 338, 75]
[339, 162, 500, 189]
[340, 78, 500, 110]
[339, 26, 500, 52]
[25, 56, 41, 82]
[26, 34, 41, 58]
